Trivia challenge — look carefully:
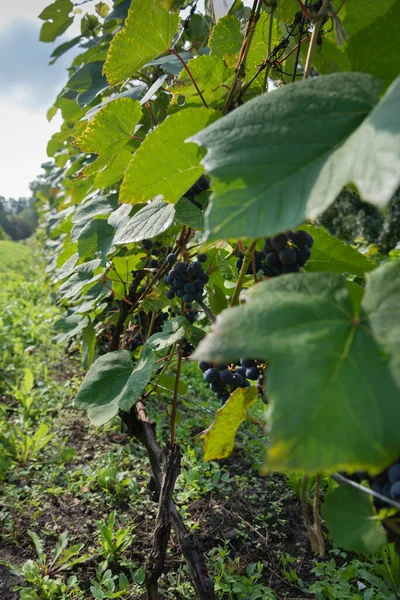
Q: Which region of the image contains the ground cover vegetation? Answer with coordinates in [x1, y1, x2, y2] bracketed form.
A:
[1, 0, 400, 597]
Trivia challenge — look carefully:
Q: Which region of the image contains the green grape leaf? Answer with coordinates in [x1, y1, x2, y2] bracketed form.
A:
[209, 15, 242, 59]
[312, 2, 400, 90]
[120, 108, 219, 205]
[72, 194, 119, 227]
[77, 220, 115, 262]
[75, 346, 155, 426]
[39, 0, 73, 42]
[303, 225, 377, 275]
[189, 72, 400, 240]
[52, 314, 89, 344]
[169, 55, 233, 109]
[58, 260, 103, 300]
[94, 150, 133, 189]
[193, 270, 400, 473]
[75, 98, 142, 177]
[363, 260, 400, 387]
[175, 197, 204, 229]
[114, 198, 176, 245]
[147, 317, 190, 351]
[202, 387, 258, 461]
[104, 0, 180, 86]
[322, 486, 387, 554]
[66, 61, 108, 107]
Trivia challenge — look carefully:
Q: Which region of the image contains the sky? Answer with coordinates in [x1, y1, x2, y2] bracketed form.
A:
[0, 0, 248, 199]
[0, 1, 93, 199]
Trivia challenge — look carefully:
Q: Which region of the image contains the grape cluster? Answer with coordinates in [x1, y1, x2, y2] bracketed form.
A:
[199, 358, 264, 405]
[125, 310, 167, 351]
[236, 230, 314, 277]
[163, 254, 209, 323]
[141, 239, 173, 270]
[367, 460, 400, 506]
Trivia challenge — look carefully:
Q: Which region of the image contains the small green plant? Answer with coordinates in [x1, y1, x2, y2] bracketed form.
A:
[90, 560, 130, 599]
[96, 511, 134, 561]
[7, 530, 88, 600]
[209, 545, 276, 600]
[0, 422, 53, 467]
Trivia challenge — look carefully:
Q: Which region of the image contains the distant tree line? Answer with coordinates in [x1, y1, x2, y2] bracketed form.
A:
[0, 196, 38, 241]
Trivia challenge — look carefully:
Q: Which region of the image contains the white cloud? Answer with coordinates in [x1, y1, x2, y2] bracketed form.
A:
[0, 101, 62, 198]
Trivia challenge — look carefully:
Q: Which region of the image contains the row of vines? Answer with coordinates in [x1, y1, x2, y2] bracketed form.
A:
[36, 0, 400, 597]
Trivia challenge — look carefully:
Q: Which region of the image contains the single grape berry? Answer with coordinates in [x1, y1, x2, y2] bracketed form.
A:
[166, 290, 175, 300]
[232, 373, 244, 388]
[193, 291, 203, 301]
[183, 293, 194, 303]
[265, 252, 281, 268]
[184, 282, 195, 294]
[246, 366, 260, 380]
[236, 258, 243, 270]
[220, 369, 234, 384]
[296, 246, 311, 266]
[199, 272, 209, 283]
[198, 253, 207, 263]
[279, 247, 296, 265]
[271, 233, 287, 252]
[198, 361, 210, 372]
[142, 239, 153, 250]
[220, 394, 230, 405]
[149, 259, 159, 268]
[390, 481, 400, 500]
[173, 278, 184, 289]
[169, 268, 177, 279]
[388, 463, 400, 483]
[167, 253, 177, 265]
[194, 280, 204, 292]
[210, 382, 223, 393]
[176, 262, 188, 274]
[236, 366, 246, 378]
[204, 368, 219, 383]
[240, 358, 256, 368]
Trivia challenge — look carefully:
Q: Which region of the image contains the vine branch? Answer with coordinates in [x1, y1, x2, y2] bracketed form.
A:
[231, 240, 259, 306]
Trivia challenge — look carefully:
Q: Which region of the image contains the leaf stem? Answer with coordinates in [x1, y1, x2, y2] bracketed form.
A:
[168, 48, 209, 109]
[230, 240, 258, 306]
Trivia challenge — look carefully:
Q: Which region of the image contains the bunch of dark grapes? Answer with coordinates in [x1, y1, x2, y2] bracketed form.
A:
[199, 358, 265, 405]
[125, 310, 168, 351]
[353, 460, 400, 507]
[141, 239, 173, 269]
[163, 254, 209, 325]
[236, 230, 314, 277]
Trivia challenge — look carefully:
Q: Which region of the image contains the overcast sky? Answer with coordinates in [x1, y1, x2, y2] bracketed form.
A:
[0, 1, 95, 199]
[0, 0, 249, 199]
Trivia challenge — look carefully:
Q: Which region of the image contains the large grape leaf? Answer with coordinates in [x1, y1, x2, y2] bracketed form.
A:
[58, 260, 103, 300]
[302, 225, 377, 276]
[189, 73, 400, 240]
[363, 260, 400, 387]
[39, 0, 73, 42]
[209, 15, 242, 59]
[169, 55, 233, 110]
[312, 1, 400, 90]
[322, 487, 387, 555]
[202, 387, 258, 461]
[114, 198, 176, 245]
[77, 220, 115, 262]
[52, 314, 89, 344]
[193, 270, 400, 473]
[75, 346, 155, 426]
[104, 0, 180, 86]
[119, 108, 219, 205]
[75, 99, 142, 177]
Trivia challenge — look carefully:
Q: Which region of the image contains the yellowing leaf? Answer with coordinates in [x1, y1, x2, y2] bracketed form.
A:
[104, 0, 180, 86]
[201, 387, 258, 461]
[120, 107, 219, 205]
[75, 98, 141, 177]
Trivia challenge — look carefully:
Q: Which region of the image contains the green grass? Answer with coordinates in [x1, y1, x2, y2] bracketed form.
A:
[0, 240, 34, 276]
